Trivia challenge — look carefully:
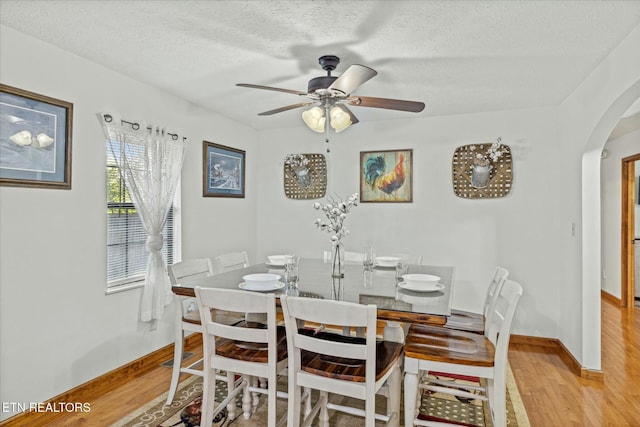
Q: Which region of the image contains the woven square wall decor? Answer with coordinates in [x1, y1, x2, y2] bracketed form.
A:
[283, 153, 327, 199]
[452, 144, 513, 199]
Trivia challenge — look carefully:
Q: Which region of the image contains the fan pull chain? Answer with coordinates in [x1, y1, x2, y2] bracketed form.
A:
[325, 137, 330, 153]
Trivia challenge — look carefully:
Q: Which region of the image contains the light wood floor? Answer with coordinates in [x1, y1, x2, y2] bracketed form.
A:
[509, 298, 640, 426]
[3, 298, 638, 426]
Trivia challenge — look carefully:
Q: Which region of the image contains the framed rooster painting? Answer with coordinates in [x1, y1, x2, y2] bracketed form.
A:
[360, 149, 412, 203]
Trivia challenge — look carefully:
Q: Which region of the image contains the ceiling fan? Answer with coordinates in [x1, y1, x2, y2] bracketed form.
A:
[236, 55, 425, 135]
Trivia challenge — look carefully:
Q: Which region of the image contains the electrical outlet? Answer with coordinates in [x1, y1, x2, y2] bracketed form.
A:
[181, 298, 197, 314]
[188, 301, 196, 313]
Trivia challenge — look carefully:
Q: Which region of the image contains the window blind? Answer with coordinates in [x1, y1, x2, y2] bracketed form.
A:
[106, 160, 174, 287]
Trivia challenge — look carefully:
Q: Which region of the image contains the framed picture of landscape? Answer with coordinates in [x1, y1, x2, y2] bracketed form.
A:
[203, 141, 245, 198]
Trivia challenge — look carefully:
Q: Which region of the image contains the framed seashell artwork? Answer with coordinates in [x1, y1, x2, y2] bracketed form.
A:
[0, 84, 73, 189]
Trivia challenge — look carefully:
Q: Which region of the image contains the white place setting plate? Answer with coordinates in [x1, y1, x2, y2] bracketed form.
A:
[238, 281, 286, 292]
[396, 290, 441, 305]
[265, 255, 287, 267]
[397, 281, 445, 293]
[374, 256, 401, 268]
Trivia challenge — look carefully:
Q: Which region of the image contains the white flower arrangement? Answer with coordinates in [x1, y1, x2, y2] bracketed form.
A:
[470, 137, 507, 165]
[284, 153, 310, 169]
[313, 193, 359, 242]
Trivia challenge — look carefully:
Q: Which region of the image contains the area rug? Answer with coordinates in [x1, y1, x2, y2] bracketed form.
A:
[113, 365, 529, 426]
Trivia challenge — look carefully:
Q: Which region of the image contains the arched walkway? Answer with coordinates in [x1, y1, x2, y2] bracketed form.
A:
[582, 79, 640, 370]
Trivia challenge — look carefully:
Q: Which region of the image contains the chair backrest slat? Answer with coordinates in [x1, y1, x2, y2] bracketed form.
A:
[168, 258, 213, 285]
[209, 321, 269, 343]
[485, 279, 522, 347]
[295, 334, 368, 360]
[197, 285, 265, 313]
[482, 267, 509, 318]
[285, 297, 371, 328]
[212, 251, 250, 274]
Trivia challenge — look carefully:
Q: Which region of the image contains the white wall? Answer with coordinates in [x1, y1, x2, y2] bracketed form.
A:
[0, 26, 258, 419]
[601, 129, 640, 298]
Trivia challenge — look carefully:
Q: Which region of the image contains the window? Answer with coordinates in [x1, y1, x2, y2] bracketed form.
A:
[106, 149, 178, 291]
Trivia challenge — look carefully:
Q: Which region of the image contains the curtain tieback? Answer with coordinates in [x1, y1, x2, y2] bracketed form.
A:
[146, 234, 163, 252]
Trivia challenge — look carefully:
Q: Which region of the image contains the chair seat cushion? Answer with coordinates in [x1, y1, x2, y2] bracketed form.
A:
[444, 309, 484, 334]
[404, 324, 495, 367]
[215, 323, 287, 363]
[297, 329, 403, 382]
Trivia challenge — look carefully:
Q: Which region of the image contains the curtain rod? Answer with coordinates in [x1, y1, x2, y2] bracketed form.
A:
[103, 114, 184, 141]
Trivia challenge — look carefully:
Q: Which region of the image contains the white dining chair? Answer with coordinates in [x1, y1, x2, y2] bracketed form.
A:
[212, 251, 250, 274]
[195, 286, 289, 427]
[444, 266, 509, 334]
[322, 249, 365, 263]
[280, 295, 403, 427]
[165, 258, 212, 405]
[403, 279, 523, 427]
[391, 253, 423, 265]
[165, 259, 242, 412]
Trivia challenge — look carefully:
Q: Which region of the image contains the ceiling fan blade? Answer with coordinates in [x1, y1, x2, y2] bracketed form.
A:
[328, 64, 377, 95]
[258, 102, 317, 116]
[347, 95, 425, 113]
[236, 83, 308, 96]
[337, 104, 360, 125]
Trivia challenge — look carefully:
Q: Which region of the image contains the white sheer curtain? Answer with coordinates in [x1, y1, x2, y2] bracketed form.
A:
[100, 113, 187, 321]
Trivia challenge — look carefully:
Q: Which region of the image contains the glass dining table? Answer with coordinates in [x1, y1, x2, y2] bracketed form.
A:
[171, 258, 455, 342]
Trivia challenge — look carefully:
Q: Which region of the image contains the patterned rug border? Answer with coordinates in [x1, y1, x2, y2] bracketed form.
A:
[506, 364, 530, 427]
[111, 375, 202, 427]
[114, 364, 531, 426]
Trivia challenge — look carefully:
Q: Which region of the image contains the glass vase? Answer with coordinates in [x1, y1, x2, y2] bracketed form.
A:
[331, 240, 345, 278]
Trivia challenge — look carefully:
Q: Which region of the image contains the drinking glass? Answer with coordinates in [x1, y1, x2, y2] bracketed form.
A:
[363, 268, 373, 288]
[285, 254, 299, 287]
[363, 246, 374, 270]
[395, 261, 408, 282]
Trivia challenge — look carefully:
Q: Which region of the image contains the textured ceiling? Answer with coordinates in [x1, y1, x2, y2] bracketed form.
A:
[1, 0, 639, 131]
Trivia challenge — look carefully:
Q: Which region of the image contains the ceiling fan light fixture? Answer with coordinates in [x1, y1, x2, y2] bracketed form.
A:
[302, 106, 326, 133]
[329, 105, 352, 133]
[240, 55, 424, 140]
